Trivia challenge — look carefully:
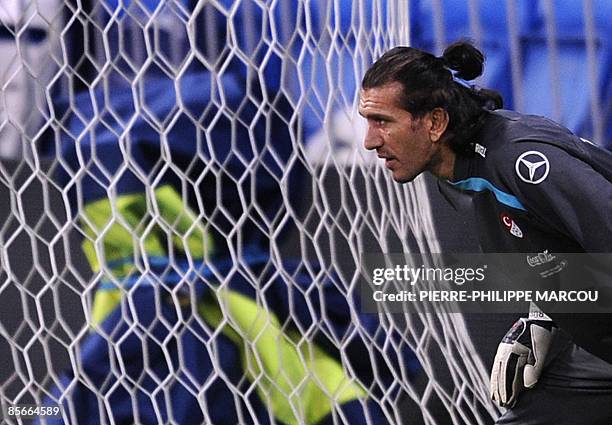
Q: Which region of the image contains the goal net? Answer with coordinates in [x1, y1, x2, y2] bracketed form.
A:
[0, 1, 498, 424]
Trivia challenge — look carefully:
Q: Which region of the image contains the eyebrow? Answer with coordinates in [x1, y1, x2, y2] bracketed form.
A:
[359, 111, 394, 122]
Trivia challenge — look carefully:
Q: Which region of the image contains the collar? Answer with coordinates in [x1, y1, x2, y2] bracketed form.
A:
[450, 151, 473, 182]
[447, 111, 494, 182]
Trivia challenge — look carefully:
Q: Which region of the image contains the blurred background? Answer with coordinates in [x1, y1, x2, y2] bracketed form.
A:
[410, 0, 610, 148]
[0, 0, 609, 163]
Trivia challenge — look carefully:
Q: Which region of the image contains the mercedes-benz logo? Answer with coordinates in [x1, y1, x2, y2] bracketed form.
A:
[515, 151, 550, 184]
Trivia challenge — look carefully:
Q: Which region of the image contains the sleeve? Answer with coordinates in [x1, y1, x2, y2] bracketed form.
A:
[500, 140, 612, 363]
[503, 140, 612, 252]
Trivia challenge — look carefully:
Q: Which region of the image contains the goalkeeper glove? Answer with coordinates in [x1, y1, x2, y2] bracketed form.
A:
[490, 318, 557, 408]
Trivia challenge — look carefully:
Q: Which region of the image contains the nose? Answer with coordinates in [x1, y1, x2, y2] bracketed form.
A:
[363, 124, 383, 151]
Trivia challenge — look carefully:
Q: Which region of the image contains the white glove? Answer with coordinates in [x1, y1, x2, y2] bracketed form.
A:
[490, 318, 557, 408]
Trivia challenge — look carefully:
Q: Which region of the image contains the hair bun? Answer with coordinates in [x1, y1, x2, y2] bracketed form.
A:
[442, 41, 484, 80]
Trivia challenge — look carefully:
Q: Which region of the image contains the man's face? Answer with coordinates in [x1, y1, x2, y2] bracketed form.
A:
[359, 82, 437, 183]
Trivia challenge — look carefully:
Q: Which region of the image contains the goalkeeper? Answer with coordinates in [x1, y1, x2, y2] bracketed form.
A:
[359, 41, 612, 423]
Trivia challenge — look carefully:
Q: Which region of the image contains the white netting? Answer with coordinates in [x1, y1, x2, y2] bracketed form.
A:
[0, 1, 498, 424]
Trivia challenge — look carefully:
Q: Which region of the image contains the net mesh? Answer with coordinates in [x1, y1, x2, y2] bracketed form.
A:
[0, 1, 499, 424]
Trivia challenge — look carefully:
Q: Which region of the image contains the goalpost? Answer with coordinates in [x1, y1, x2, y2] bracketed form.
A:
[0, 1, 498, 424]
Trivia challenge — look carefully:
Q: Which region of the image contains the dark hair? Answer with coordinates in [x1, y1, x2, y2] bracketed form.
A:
[361, 41, 503, 155]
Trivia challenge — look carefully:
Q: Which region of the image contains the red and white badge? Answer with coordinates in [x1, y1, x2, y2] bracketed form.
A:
[500, 213, 523, 238]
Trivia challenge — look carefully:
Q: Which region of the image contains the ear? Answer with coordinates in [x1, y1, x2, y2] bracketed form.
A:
[427, 107, 449, 142]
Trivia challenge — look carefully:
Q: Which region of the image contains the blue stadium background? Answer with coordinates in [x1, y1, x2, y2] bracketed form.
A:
[409, 0, 610, 148]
